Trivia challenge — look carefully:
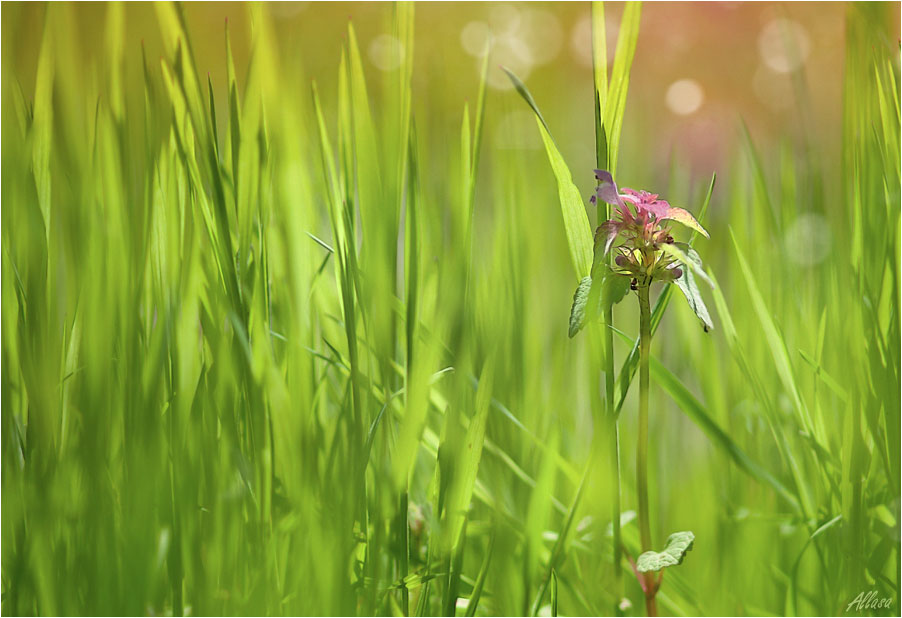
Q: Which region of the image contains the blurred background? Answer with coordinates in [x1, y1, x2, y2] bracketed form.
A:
[5, 2, 890, 172]
[2, 2, 899, 616]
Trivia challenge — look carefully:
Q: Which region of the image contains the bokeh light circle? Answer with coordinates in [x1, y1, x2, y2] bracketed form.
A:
[758, 19, 811, 74]
[666, 79, 705, 115]
[784, 213, 832, 266]
[461, 21, 491, 58]
[368, 34, 404, 72]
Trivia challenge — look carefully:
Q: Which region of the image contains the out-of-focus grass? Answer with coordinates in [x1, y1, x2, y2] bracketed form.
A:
[1, 2, 899, 616]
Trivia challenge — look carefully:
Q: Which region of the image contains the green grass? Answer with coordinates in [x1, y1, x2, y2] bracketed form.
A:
[1, 2, 899, 616]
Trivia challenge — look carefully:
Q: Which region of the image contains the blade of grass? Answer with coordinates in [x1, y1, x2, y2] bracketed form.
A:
[503, 68, 593, 280]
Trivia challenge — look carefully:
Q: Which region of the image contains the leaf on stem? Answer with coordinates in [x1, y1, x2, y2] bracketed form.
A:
[568, 268, 630, 338]
[660, 243, 712, 288]
[569, 277, 593, 338]
[661, 206, 709, 238]
[636, 531, 695, 573]
[661, 243, 714, 331]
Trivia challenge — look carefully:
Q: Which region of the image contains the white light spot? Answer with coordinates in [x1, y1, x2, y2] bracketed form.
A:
[758, 19, 810, 74]
[486, 34, 534, 90]
[368, 34, 404, 72]
[784, 213, 832, 266]
[519, 9, 562, 66]
[665, 79, 704, 115]
[570, 15, 593, 68]
[460, 21, 491, 58]
[489, 4, 521, 35]
[570, 13, 617, 69]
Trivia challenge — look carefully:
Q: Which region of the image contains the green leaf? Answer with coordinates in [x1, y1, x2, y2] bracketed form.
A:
[464, 534, 495, 617]
[569, 269, 630, 338]
[443, 359, 495, 549]
[603, 1, 642, 177]
[594, 266, 631, 313]
[504, 68, 593, 280]
[661, 206, 709, 238]
[502, 66, 549, 133]
[730, 230, 813, 435]
[661, 243, 713, 332]
[529, 466, 589, 616]
[591, 2, 608, 117]
[568, 277, 592, 338]
[660, 242, 713, 288]
[535, 120, 594, 280]
[636, 531, 695, 573]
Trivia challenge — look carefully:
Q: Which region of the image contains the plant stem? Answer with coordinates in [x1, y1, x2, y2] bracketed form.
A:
[646, 594, 658, 617]
[605, 304, 623, 616]
[596, 93, 622, 617]
[400, 489, 409, 615]
[636, 281, 656, 616]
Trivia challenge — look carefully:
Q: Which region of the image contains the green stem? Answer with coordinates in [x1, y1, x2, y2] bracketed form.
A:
[596, 88, 622, 618]
[604, 305, 623, 616]
[400, 490, 409, 616]
[636, 282, 656, 616]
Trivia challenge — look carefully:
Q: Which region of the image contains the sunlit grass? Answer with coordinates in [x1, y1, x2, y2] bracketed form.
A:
[1, 2, 899, 616]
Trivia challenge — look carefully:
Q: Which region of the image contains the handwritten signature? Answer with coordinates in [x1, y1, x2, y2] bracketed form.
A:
[846, 590, 894, 612]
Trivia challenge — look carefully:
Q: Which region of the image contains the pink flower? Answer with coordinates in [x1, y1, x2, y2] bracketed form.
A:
[569, 169, 714, 337]
[591, 170, 708, 282]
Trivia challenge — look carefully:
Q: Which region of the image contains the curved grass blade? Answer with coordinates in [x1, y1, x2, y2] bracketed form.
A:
[611, 326, 802, 514]
[464, 534, 495, 617]
[503, 67, 593, 280]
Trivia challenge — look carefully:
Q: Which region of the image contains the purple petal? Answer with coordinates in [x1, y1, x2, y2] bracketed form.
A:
[593, 170, 626, 210]
[620, 189, 640, 203]
[641, 199, 671, 218]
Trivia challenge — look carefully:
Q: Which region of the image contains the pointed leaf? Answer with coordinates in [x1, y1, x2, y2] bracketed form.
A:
[443, 360, 495, 548]
[669, 247, 714, 332]
[535, 119, 594, 279]
[636, 531, 695, 573]
[604, 2, 641, 176]
[661, 206, 709, 238]
[505, 68, 593, 279]
[502, 66, 549, 132]
[675, 274, 713, 331]
[661, 243, 713, 330]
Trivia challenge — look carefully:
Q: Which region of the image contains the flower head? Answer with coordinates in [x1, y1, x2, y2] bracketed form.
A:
[569, 169, 714, 337]
[591, 170, 708, 284]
